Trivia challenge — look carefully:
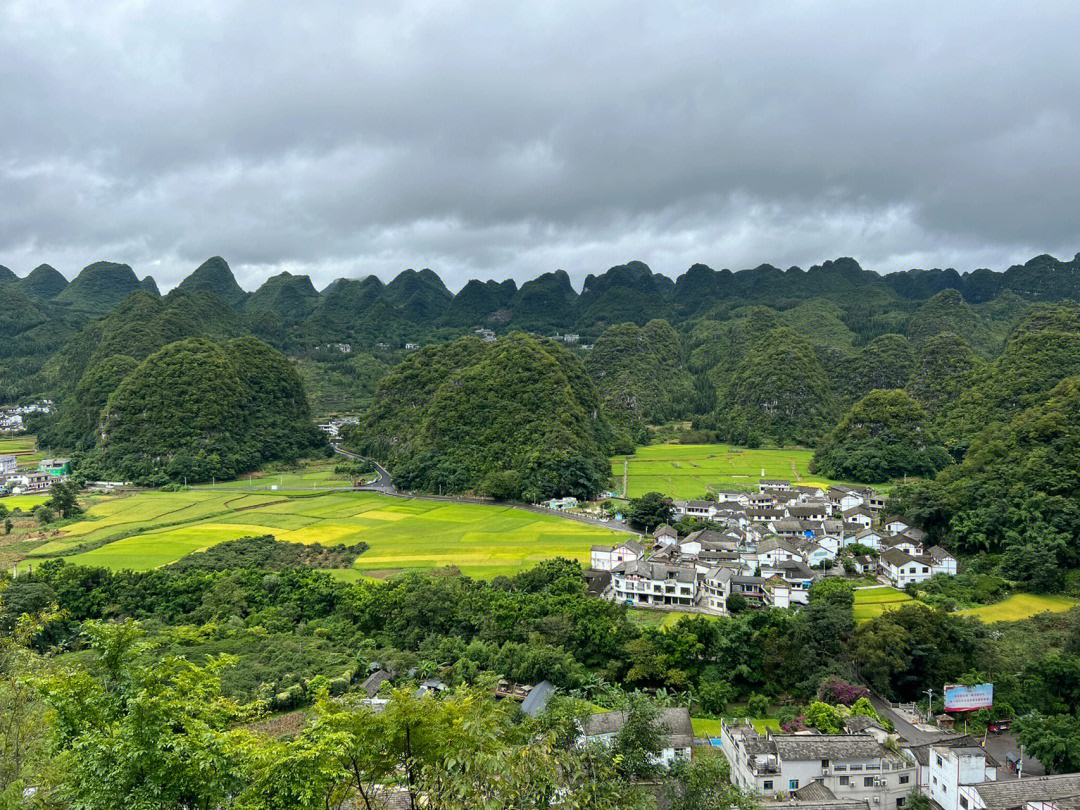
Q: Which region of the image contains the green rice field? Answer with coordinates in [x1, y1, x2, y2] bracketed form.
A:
[0, 435, 46, 466]
[959, 593, 1080, 623]
[611, 443, 870, 499]
[0, 494, 51, 511]
[852, 586, 916, 621]
[28, 489, 630, 579]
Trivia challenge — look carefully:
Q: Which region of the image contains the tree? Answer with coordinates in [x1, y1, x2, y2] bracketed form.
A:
[46, 479, 82, 520]
[38, 620, 255, 810]
[809, 578, 855, 610]
[626, 492, 674, 531]
[665, 747, 759, 810]
[746, 694, 770, 718]
[726, 593, 749, 614]
[805, 702, 844, 734]
[33, 504, 55, 525]
[613, 693, 664, 779]
[697, 679, 734, 715]
[1016, 713, 1080, 774]
[2, 519, 10, 536]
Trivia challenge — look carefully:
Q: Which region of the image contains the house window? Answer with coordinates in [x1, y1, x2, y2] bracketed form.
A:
[864, 777, 875, 787]
[922, 567, 930, 573]
[899, 775, 910, 785]
[790, 780, 799, 791]
[898, 799, 906, 809]
[822, 759, 830, 768]
[840, 776, 850, 786]
[936, 755, 943, 767]
[960, 798, 969, 809]
[763, 781, 773, 791]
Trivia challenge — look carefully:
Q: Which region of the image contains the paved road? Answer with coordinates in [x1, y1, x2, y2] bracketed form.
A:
[869, 695, 943, 746]
[330, 444, 640, 534]
[331, 445, 396, 493]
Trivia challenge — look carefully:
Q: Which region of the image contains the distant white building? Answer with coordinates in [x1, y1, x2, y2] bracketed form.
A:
[590, 540, 646, 572]
[879, 548, 933, 587]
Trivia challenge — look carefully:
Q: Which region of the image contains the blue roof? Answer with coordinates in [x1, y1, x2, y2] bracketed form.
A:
[521, 681, 556, 718]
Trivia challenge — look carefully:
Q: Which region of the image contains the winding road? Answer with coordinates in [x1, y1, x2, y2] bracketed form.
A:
[332, 444, 396, 494]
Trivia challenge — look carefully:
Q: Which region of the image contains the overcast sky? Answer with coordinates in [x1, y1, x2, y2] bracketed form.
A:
[2, 0, 1078, 292]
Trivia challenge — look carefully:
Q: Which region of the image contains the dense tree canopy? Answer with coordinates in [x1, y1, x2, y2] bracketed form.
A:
[351, 333, 612, 501]
[81, 337, 323, 485]
[812, 389, 951, 483]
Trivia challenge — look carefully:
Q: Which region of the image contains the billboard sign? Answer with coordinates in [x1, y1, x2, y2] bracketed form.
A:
[944, 683, 993, 712]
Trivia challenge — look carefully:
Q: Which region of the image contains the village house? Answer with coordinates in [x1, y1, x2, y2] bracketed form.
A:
[581, 708, 694, 768]
[959, 772, 1080, 810]
[879, 548, 933, 587]
[611, 559, 697, 607]
[0, 455, 16, 477]
[759, 479, 791, 492]
[590, 539, 646, 571]
[926, 745, 998, 810]
[927, 545, 958, 576]
[653, 523, 678, 545]
[720, 722, 916, 809]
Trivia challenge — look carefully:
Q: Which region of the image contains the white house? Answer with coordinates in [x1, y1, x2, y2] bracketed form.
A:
[842, 506, 875, 529]
[962, 772, 1080, 810]
[883, 517, 912, 534]
[0, 455, 16, 476]
[879, 548, 933, 587]
[654, 524, 678, 545]
[720, 721, 916, 808]
[590, 540, 646, 572]
[927, 745, 997, 810]
[581, 708, 693, 768]
[702, 566, 734, 613]
[755, 537, 801, 567]
[611, 559, 697, 607]
[927, 546, 958, 576]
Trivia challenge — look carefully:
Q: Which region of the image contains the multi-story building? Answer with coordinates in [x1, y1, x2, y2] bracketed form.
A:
[879, 548, 933, 587]
[720, 722, 916, 810]
[610, 559, 696, 607]
[927, 745, 997, 810]
[590, 540, 646, 572]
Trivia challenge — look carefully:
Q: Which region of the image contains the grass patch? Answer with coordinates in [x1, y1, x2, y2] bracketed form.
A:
[960, 594, 1080, 623]
[1, 494, 50, 511]
[38, 489, 629, 578]
[612, 443, 875, 499]
[853, 586, 916, 621]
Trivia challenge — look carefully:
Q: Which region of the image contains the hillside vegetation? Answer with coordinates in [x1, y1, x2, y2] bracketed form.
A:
[81, 337, 323, 484]
[349, 333, 612, 500]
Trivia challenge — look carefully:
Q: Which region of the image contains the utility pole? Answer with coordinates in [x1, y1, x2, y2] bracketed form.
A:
[1018, 745, 1024, 780]
[924, 688, 934, 722]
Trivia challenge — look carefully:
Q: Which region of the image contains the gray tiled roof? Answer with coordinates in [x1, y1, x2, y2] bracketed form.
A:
[844, 714, 884, 733]
[772, 734, 898, 761]
[973, 774, 1080, 810]
[794, 781, 839, 801]
[584, 707, 694, 748]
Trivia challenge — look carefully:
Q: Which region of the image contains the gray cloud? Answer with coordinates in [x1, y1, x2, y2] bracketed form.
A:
[1, 0, 1077, 291]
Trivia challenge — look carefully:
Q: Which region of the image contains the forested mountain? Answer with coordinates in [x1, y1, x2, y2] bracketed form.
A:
[53, 261, 148, 314]
[348, 333, 612, 500]
[81, 337, 323, 484]
[5, 250, 1079, 487]
[18, 264, 69, 300]
[812, 389, 951, 483]
[175, 255, 248, 306]
[586, 319, 695, 450]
